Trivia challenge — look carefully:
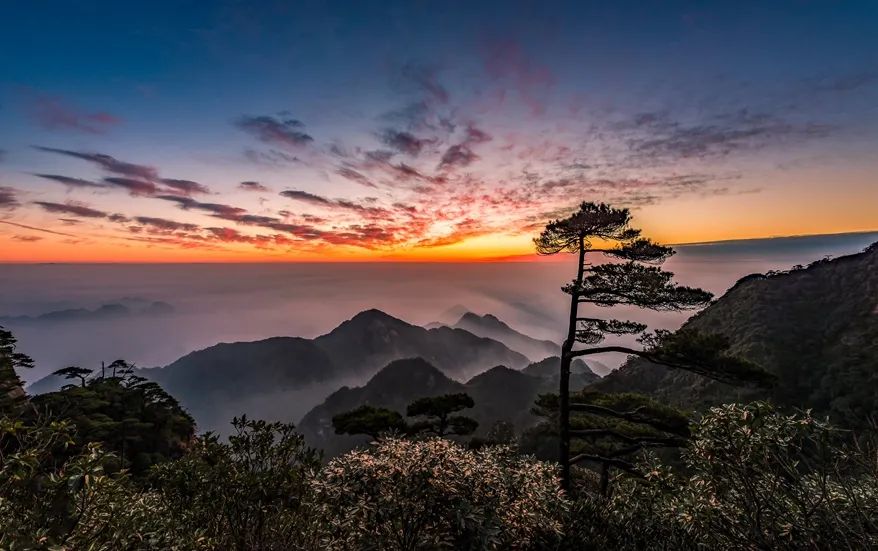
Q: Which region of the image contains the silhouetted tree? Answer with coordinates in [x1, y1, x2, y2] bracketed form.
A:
[407, 393, 478, 437]
[31, 369, 195, 474]
[331, 405, 407, 439]
[52, 366, 93, 388]
[534, 391, 689, 495]
[535, 202, 772, 491]
[0, 326, 32, 414]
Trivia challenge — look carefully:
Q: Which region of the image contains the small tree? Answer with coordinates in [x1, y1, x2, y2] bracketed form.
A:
[0, 326, 32, 414]
[535, 202, 772, 490]
[52, 366, 93, 388]
[407, 393, 478, 437]
[332, 405, 407, 439]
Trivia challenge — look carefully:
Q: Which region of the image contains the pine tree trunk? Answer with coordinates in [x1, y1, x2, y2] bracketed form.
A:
[599, 462, 610, 496]
[559, 235, 586, 492]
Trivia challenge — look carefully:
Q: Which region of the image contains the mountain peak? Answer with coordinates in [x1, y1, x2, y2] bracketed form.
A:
[452, 312, 558, 362]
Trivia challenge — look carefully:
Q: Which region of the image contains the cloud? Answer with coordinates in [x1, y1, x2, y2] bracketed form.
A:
[133, 216, 200, 232]
[34, 146, 158, 180]
[33, 201, 107, 218]
[239, 181, 270, 192]
[27, 94, 120, 134]
[34, 173, 107, 189]
[235, 115, 313, 149]
[400, 62, 449, 104]
[12, 234, 43, 242]
[157, 195, 248, 218]
[0, 187, 21, 209]
[464, 125, 492, 144]
[809, 71, 878, 93]
[0, 219, 77, 237]
[482, 39, 554, 115]
[336, 167, 377, 188]
[279, 189, 332, 206]
[161, 178, 211, 195]
[628, 110, 833, 162]
[438, 145, 478, 169]
[103, 177, 161, 196]
[379, 129, 435, 156]
[280, 189, 390, 217]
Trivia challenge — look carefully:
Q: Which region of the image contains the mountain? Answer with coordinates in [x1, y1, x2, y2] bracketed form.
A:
[28, 309, 529, 434]
[299, 358, 465, 457]
[299, 358, 551, 457]
[313, 309, 529, 379]
[593, 242, 878, 429]
[0, 301, 174, 325]
[451, 312, 559, 361]
[521, 356, 600, 390]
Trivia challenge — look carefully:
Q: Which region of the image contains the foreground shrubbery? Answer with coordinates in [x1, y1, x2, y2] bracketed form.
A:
[2, 403, 877, 550]
[314, 437, 564, 549]
[561, 403, 878, 550]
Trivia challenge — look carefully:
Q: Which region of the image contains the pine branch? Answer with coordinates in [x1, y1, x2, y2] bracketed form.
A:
[568, 453, 644, 477]
[568, 403, 690, 436]
[567, 343, 774, 388]
[568, 428, 686, 447]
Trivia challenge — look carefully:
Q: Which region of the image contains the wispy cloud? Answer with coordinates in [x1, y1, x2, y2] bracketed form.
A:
[34, 173, 107, 189]
[238, 181, 270, 192]
[35, 146, 158, 180]
[161, 178, 211, 195]
[235, 114, 313, 149]
[0, 187, 21, 209]
[27, 94, 120, 134]
[33, 201, 107, 218]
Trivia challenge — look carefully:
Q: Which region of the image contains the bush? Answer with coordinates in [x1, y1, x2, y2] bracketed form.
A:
[560, 402, 878, 550]
[312, 437, 565, 550]
[0, 416, 176, 550]
[149, 416, 323, 550]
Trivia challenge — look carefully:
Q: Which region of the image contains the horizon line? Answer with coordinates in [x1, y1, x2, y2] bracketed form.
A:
[2, 228, 876, 265]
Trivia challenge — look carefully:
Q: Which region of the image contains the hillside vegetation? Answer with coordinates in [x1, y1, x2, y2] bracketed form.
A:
[594, 243, 878, 428]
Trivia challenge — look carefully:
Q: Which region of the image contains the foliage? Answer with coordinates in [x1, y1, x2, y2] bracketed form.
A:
[0, 325, 33, 414]
[332, 393, 479, 440]
[596, 242, 878, 430]
[150, 416, 323, 550]
[534, 201, 766, 490]
[332, 404, 406, 438]
[559, 403, 878, 550]
[0, 416, 178, 550]
[30, 367, 195, 475]
[532, 390, 690, 494]
[312, 437, 566, 550]
[407, 392, 478, 437]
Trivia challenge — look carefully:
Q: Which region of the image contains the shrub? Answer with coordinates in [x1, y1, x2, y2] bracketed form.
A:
[312, 437, 565, 550]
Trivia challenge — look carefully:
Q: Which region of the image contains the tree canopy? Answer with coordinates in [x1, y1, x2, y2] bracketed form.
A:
[534, 201, 771, 491]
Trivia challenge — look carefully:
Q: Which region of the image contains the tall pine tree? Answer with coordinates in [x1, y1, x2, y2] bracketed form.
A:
[535, 202, 772, 491]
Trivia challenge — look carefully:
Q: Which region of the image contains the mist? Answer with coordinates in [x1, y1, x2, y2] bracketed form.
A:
[2, 231, 876, 388]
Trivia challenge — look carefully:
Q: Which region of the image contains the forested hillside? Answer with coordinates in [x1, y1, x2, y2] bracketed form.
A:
[594, 242, 878, 428]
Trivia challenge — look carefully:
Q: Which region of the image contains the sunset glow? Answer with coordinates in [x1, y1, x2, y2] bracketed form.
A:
[1, 2, 876, 263]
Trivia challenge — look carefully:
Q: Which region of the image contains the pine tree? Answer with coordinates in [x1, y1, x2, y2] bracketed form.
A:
[406, 393, 478, 437]
[535, 202, 772, 491]
[0, 326, 32, 414]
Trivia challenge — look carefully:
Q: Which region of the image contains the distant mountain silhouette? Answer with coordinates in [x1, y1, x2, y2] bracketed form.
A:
[521, 356, 600, 390]
[28, 309, 529, 434]
[313, 309, 528, 379]
[0, 301, 174, 325]
[450, 312, 559, 361]
[299, 358, 552, 457]
[592, 242, 878, 429]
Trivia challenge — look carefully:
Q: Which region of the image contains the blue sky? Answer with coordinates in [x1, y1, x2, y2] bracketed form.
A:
[0, 0, 876, 260]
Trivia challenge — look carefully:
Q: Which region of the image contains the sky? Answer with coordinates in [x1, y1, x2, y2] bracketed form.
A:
[0, 0, 876, 262]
